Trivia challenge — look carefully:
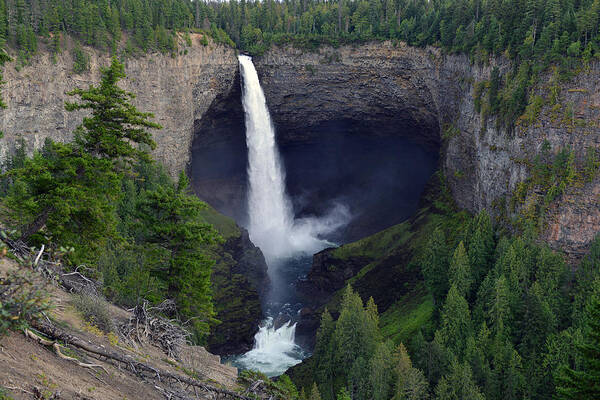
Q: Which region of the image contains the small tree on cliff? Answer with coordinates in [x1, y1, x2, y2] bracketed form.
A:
[65, 56, 160, 165]
[4, 57, 161, 262]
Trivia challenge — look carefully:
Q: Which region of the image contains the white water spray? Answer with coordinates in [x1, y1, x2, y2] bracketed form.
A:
[234, 317, 302, 377]
[238, 55, 349, 263]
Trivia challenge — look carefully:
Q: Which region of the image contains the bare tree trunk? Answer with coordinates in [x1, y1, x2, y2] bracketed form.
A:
[338, 0, 342, 33]
[20, 206, 53, 242]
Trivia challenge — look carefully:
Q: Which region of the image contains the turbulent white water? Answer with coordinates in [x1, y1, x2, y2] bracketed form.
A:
[238, 55, 349, 263]
[233, 317, 303, 377]
[236, 55, 349, 376]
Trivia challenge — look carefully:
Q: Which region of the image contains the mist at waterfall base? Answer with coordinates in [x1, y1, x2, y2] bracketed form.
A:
[228, 55, 350, 377]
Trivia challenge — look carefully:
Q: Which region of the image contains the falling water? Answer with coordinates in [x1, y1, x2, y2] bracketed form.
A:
[234, 55, 349, 376]
[238, 55, 348, 263]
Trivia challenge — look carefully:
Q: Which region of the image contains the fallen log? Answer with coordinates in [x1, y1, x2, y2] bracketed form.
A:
[24, 328, 108, 374]
[30, 320, 253, 400]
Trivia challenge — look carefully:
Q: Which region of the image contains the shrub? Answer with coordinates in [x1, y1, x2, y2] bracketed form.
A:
[0, 271, 50, 336]
[72, 44, 90, 74]
[71, 293, 114, 333]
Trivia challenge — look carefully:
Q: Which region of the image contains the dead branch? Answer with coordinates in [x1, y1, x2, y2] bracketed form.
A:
[33, 244, 44, 266]
[119, 300, 189, 359]
[24, 328, 108, 374]
[2, 385, 34, 395]
[31, 320, 253, 400]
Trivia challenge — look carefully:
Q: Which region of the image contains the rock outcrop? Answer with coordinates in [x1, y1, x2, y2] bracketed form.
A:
[209, 227, 270, 355]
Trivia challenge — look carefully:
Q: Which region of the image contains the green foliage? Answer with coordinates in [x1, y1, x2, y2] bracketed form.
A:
[72, 42, 89, 74]
[435, 360, 484, 400]
[421, 227, 449, 307]
[379, 285, 434, 346]
[238, 370, 300, 400]
[71, 293, 114, 333]
[309, 199, 582, 400]
[3, 140, 120, 262]
[3, 57, 161, 263]
[0, 271, 50, 336]
[133, 171, 219, 339]
[448, 242, 472, 297]
[0, 58, 219, 343]
[65, 57, 160, 165]
[309, 285, 428, 400]
[556, 279, 600, 399]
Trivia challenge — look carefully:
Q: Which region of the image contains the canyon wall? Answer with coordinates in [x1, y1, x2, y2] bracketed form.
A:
[3, 38, 600, 351]
[3, 39, 598, 257]
[253, 43, 600, 258]
[0, 34, 238, 176]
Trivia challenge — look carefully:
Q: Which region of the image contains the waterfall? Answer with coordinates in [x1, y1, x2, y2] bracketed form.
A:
[238, 55, 349, 263]
[235, 55, 349, 377]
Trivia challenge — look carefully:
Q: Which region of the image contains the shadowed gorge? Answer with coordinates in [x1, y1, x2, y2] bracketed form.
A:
[3, 0, 600, 395]
[189, 98, 439, 243]
[189, 52, 441, 243]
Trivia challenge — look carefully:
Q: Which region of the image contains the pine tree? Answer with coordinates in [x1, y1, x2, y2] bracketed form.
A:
[439, 285, 473, 358]
[134, 171, 219, 340]
[309, 382, 322, 400]
[4, 140, 120, 262]
[314, 308, 336, 399]
[369, 341, 396, 400]
[65, 57, 160, 166]
[556, 279, 600, 399]
[449, 241, 473, 297]
[422, 227, 449, 306]
[468, 211, 494, 289]
[435, 360, 485, 400]
[396, 343, 429, 400]
[334, 285, 378, 375]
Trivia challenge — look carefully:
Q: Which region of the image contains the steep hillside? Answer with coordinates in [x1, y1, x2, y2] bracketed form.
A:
[0, 256, 241, 399]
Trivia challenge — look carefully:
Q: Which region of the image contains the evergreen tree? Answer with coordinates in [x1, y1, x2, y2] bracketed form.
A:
[435, 360, 485, 400]
[334, 285, 378, 377]
[134, 171, 219, 339]
[65, 57, 160, 166]
[439, 285, 473, 358]
[4, 140, 120, 262]
[449, 241, 472, 297]
[313, 308, 336, 399]
[556, 279, 600, 399]
[468, 211, 494, 290]
[369, 341, 396, 400]
[422, 227, 449, 306]
[310, 382, 323, 400]
[396, 343, 429, 400]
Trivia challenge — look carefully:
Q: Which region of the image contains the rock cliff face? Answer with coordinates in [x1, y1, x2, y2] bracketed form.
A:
[6, 39, 597, 256]
[209, 227, 269, 355]
[253, 43, 600, 258]
[0, 34, 238, 177]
